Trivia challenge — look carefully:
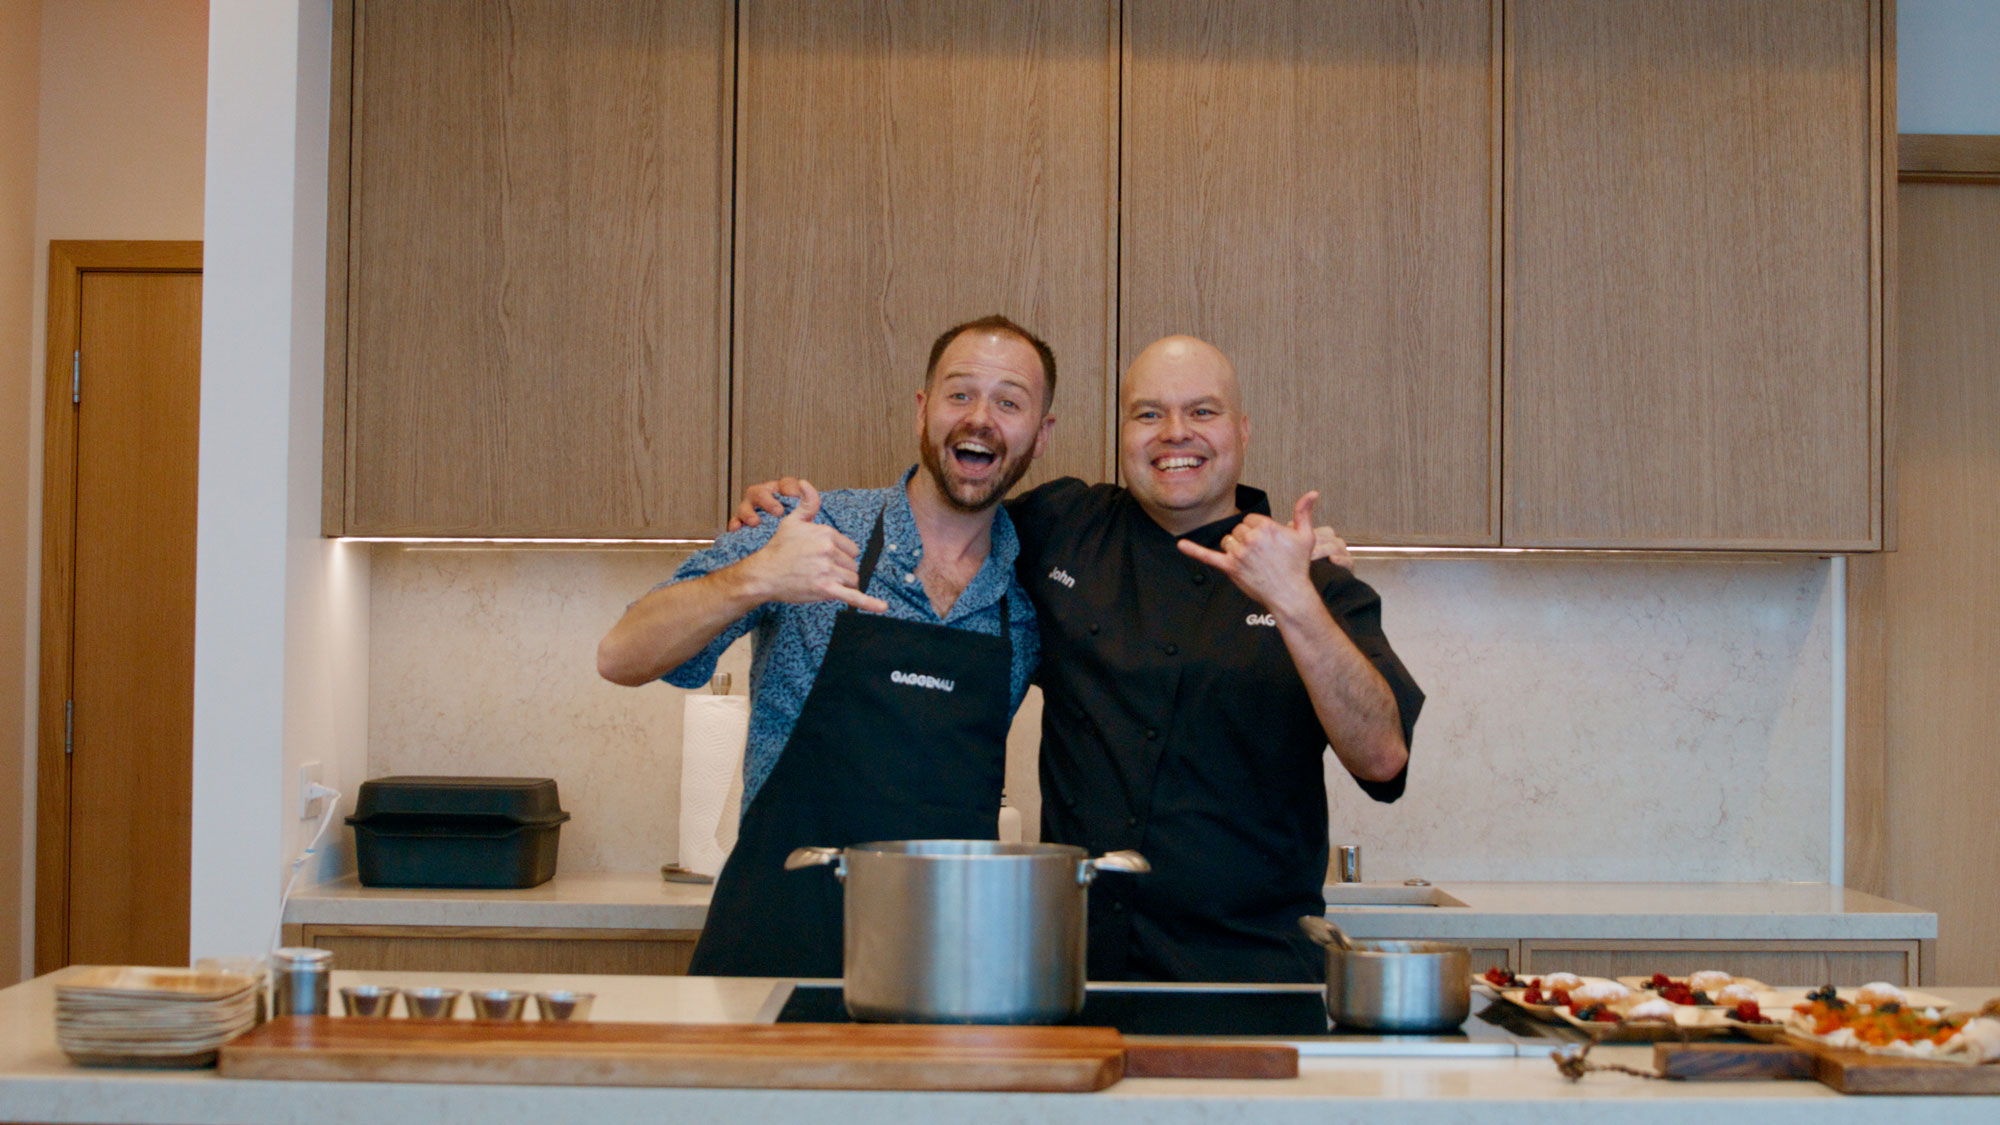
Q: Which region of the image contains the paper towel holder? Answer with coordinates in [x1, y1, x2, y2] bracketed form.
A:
[665, 674, 735, 884]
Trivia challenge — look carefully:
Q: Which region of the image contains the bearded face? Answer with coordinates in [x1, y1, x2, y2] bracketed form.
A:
[918, 409, 1038, 513]
[913, 331, 1051, 513]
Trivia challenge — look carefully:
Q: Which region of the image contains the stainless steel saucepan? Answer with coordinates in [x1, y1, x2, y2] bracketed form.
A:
[786, 840, 1149, 1024]
[1298, 915, 1471, 1032]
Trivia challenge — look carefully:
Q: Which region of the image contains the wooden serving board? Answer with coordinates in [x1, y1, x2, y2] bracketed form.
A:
[218, 1018, 1297, 1092]
[1653, 1036, 2000, 1095]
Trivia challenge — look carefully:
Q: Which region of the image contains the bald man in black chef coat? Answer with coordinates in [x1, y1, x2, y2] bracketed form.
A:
[737, 334, 1424, 983]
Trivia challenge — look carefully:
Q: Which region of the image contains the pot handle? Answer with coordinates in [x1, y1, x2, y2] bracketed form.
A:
[1297, 914, 1355, 951]
[783, 846, 847, 880]
[1077, 849, 1150, 885]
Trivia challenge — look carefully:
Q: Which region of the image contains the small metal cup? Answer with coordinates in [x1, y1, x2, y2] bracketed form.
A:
[340, 985, 399, 1018]
[468, 988, 530, 1020]
[1335, 844, 1362, 883]
[403, 986, 461, 1020]
[533, 990, 595, 1022]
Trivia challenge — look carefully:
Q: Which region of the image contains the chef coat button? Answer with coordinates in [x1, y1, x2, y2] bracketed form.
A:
[904, 573, 916, 583]
[1144, 728, 1157, 741]
[1164, 643, 1179, 656]
[1111, 901, 1127, 914]
[1088, 623, 1100, 635]
[1192, 571, 1206, 584]
[887, 542, 898, 551]
[1126, 816, 1139, 829]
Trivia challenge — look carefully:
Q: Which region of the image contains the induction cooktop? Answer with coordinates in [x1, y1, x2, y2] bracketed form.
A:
[767, 983, 1559, 1057]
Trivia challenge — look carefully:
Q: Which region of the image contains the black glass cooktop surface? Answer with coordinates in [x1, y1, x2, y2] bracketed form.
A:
[771, 984, 1552, 1054]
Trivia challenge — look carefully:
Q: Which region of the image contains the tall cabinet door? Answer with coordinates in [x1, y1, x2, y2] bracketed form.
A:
[1504, 0, 1884, 549]
[733, 0, 1117, 493]
[336, 0, 732, 537]
[1121, 1, 1499, 545]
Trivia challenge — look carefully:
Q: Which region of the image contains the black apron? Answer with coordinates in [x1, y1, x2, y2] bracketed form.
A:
[686, 514, 1014, 977]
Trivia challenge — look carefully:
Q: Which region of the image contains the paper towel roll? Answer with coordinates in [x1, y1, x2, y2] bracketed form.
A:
[679, 694, 749, 877]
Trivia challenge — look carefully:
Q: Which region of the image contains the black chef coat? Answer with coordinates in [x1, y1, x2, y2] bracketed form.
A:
[1007, 478, 1425, 983]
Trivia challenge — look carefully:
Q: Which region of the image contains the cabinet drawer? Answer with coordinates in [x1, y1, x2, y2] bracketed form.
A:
[1517, 939, 1923, 987]
[287, 924, 702, 976]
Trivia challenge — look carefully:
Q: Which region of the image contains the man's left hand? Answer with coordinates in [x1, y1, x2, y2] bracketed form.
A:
[1177, 492, 1323, 615]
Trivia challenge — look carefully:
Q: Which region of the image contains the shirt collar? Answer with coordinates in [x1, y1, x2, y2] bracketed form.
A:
[879, 465, 1023, 618]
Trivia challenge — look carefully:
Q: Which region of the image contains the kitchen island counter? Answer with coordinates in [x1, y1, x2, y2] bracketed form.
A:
[285, 873, 1936, 943]
[1, 968, 1995, 1124]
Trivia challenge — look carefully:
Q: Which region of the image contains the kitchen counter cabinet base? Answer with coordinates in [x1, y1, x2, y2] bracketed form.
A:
[1516, 938, 1926, 987]
[285, 924, 702, 977]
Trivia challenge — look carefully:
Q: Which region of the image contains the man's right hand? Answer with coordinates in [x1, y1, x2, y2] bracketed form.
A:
[735, 481, 889, 613]
[730, 477, 809, 531]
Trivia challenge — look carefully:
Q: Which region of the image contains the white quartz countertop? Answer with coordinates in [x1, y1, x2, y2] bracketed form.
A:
[1, 968, 1995, 1124]
[286, 873, 1936, 941]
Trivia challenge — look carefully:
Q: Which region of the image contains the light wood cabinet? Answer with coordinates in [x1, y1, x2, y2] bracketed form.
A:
[731, 0, 1117, 495]
[1502, 0, 1887, 549]
[326, 0, 733, 537]
[324, 1, 1892, 547]
[1121, 1, 1499, 545]
[285, 924, 702, 977]
[1516, 939, 1927, 988]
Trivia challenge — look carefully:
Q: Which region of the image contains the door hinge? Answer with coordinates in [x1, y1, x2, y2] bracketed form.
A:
[71, 351, 80, 405]
[64, 699, 73, 755]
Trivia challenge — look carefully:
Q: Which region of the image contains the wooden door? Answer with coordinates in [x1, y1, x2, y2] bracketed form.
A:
[1503, 0, 1884, 549]
[1121, 1, 1499, 545]
[1848, 152, 2000, 985]
[733, 0, 1117, 493]
[332, 0, 732, 537]
[37, 241, 203, 972]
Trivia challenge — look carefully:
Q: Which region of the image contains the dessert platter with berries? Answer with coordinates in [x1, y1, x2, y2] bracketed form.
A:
[1477, 967, 1731, 1042]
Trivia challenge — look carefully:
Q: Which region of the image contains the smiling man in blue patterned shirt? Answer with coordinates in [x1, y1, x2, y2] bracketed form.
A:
[597, 315, 1052, 977]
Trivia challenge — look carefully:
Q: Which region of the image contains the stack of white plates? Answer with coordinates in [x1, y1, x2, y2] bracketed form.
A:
[56, 966, 260, 1067]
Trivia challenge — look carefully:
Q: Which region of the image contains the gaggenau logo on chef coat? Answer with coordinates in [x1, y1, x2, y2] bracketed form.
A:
[891, 670, 956, 693]
[1245, 613, 1277, 627]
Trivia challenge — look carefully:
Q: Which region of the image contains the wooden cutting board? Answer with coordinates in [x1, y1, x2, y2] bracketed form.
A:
[219, 1018, 1296, 1092]
[1654, 1037, 2000, 1094]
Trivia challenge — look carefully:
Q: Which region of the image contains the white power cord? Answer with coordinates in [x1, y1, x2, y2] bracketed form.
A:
[270, 782, 343, 954]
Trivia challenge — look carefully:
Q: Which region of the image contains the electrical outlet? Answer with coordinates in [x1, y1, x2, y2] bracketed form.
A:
[299, 761, 325, 818]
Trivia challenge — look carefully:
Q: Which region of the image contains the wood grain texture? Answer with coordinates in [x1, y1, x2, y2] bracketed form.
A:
[35, 243, 203, 975]
[1869, 183, 2000, 985]
[1517, 940, 1920, 987]
[1844, 551, 1889, 899]
[1652, 1042, 1814, 1081]
[1120, 1040, 1297, 1080]
[343, 0, 732, 536]
[1504, 0, 1881, 549]
[733, 0, 1116, 495]
[323, 0, 354, 536]
[221, 1018, 1126, 1091]
[61, 266, 204, 969]
[1806, 1040, 2000, 1095]
[296, 924, 702, 976]
[1899, 134, 2000, 183]
[1120, 1, 1497, 546]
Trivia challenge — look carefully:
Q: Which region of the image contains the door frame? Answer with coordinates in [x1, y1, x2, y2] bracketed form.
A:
[34, 239, 203, 974]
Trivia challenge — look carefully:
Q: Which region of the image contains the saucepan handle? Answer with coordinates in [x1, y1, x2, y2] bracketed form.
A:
[1077, 849, 1150, 885]
[784, 846, 847, 880]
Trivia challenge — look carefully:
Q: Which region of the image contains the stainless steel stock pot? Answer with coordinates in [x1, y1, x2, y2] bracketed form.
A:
[785, 840, 1149, 1024]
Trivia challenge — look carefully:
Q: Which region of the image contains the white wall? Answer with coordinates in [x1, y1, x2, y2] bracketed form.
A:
[8, 0, 208, 984]
[190, 0, 363, 961]
[0, 0, 44, 987]
[1899, 0, 2000, 133]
